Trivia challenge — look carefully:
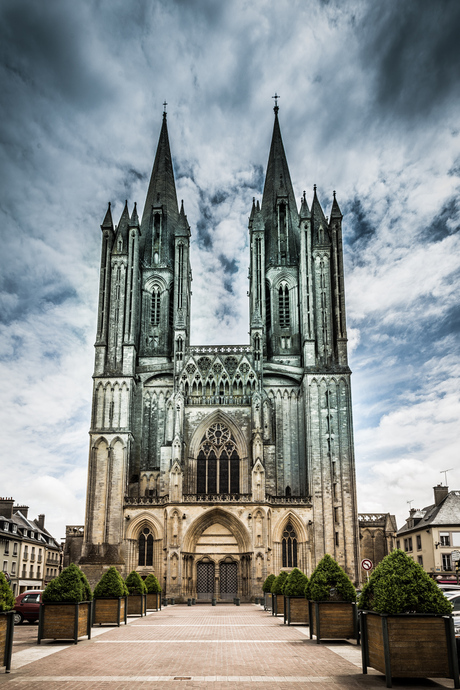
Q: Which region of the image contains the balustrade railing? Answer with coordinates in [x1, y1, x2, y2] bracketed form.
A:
[125, 493, 311, 506]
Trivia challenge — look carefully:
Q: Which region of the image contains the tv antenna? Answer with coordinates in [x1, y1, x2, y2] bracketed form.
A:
[407, 499, 414, 510]
[440, 468, 453, 486]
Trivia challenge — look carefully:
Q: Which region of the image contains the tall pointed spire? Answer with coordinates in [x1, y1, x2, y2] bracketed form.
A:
[140, 112, 179, 263]
[261, 104, 299, 265]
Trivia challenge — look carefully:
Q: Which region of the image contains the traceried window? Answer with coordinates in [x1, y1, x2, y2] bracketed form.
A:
[278, 283, 290, 328]
[196, 423, 240, 495]
[151, 287, 160, 326]
[138, 527, 154, 567]
[282, 523, 297, 568]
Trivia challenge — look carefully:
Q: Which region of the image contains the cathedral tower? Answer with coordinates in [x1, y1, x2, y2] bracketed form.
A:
[80, 105, 359, 593]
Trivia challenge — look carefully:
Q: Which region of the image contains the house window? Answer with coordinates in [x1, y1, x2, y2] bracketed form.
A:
[452, 532, 460, 547]
[442, 553, 452, 571]
[417, 556, 423, 566]
[396, 540, 400, 549]
[13, 543, 18, 556]
[138, 528, 154, 567]
[2, 561, 7, 572]
[416, 535, 422, 550]
[408, 537, 413, 551]
[4, 542, 9, 555]
[282, 523, 297, 568]
[11, 562, 16, 574]
[404, 538, 408, 552]
[440, 532, 450, 547]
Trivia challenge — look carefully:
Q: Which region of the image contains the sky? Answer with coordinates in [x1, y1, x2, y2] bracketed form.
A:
[1, 0, 459, 544]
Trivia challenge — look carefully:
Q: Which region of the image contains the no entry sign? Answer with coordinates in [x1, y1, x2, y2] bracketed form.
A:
[361, 558, 373, 571]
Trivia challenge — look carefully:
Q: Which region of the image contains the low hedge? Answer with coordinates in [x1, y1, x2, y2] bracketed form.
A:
[305, 554, 355, 602]
[262, 574, 275, 593]
[42, 563, 93, 603]
[283, 567, 308, 597]
[0, 572, 14, 611]
[271, 571, 288, 595]
[94, 566, 128, 598]
[125, 570, 147, 595]
[144, 574, 161, 594]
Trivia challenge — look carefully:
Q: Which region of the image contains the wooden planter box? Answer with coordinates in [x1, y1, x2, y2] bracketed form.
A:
[0, 611, 14, 673]
[38, 601, 92, 644]
[284, 596, 309, 625]
[360, 611, 459, 689]
[127, 594, 146, 616]
[271, 593, 284, 617]
[308, 600, 358, 643]
[146, 592, 161, 611]
[92, 597, 127, 626]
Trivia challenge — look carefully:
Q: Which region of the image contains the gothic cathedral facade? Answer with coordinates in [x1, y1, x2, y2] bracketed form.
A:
[80, 105, 360, 598]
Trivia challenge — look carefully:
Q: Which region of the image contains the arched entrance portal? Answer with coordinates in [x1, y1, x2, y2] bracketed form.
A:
[196, 558, 215, 600]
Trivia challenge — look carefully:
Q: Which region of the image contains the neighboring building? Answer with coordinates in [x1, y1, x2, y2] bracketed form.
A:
[358, 513, 397, 582]
[78, 104, 360, 598]
[63, 525, 84, 569]
[397, 485, 460, 578]
[0, 498, 61, 595]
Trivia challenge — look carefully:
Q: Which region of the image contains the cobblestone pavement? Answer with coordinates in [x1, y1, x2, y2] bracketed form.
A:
[0, 604, 456, 689]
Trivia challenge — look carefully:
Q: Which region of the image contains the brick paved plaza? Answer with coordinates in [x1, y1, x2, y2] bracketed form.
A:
[1, 604, 456, 689]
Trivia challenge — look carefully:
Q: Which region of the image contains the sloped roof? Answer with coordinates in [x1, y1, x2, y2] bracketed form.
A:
[397, 490, 460, 535]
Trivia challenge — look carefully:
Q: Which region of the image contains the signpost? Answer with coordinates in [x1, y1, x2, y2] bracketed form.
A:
[361, 558, 373, 581]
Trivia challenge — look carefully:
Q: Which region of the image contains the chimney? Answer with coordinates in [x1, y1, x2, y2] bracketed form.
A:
[13, 505, 29, 518]
[433, 485, 448, 506]
[0, 497, 14, 519]
[37, 514, 45, 530]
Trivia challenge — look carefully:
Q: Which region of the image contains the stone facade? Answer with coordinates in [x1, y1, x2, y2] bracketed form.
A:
[358, 513, 397, 582]
[79, 106, 360, 598]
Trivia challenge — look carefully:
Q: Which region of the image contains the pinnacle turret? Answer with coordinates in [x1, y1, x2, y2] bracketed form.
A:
[129, 202, 140, 227]
[300, 191, 310, 220]
[330, 191, 343, 220]
[176, 200, 191, 237]
[101, 202, 113, 230]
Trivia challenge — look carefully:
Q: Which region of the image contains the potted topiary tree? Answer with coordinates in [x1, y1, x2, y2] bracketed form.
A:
[271, 571, 288, 617]
[125, 571, 147, 616]
[306, 554, 358, 644]
[283, 567, 309, 625]
[0, 573, 15, 673]
[92, 567, 128, 627]
[359, 549, 459, 688]
[144, 574, 162, 611]
[262, 574, 275, 611]
[38, 563, 93, 644]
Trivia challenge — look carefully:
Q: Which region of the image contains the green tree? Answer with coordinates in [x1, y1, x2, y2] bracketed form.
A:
[283, 567, 309, 597]
[305, 554, 356, 602]
[271, 570, 289, 594]
[262, 574, 275, 593]
[94, 566, 128, 597]
[0, 572, 15, 611]
[42, 563, 93, 603]
[358, 549, 452, 614]
[125, 570, 147, 595]
[144, 574, 162, 594]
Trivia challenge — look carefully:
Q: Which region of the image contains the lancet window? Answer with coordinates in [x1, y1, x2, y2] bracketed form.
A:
[196, 423, 239, 495]
[279, 283, 290, 328]
[151, 287, 161, 326]
[282, 522, 297, 568]
[138, 527, 154, 567]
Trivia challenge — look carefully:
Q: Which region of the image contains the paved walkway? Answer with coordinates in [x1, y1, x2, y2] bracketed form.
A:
[0, 604, 456, 689]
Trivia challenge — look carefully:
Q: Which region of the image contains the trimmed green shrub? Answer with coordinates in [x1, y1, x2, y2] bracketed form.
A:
[42, 563, 93, 603]
[305, 554, 356, 602]
[358, 549, 452, 615]
[262, 574, 275, 593]
[144, 574, 162, 594]
[125, 570, 147, 595]
[0, 572, 15, 611]
[94, 566, 128, 598]
[271, 570, 288, 595]
[283, 567, 309, 597]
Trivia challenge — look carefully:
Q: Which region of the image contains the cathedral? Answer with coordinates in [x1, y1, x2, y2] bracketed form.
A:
[79, 103, 360, 599]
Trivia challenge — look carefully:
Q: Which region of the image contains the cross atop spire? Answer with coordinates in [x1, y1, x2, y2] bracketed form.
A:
[272, 92, 280, 114]
[163, 101, 168, 119]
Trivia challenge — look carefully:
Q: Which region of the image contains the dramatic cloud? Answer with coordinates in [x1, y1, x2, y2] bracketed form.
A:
[0, 0, 459, 539]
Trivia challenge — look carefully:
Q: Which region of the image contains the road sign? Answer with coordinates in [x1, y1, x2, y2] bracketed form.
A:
[361, 558, 373, 571]
[451, 550, 460, 562]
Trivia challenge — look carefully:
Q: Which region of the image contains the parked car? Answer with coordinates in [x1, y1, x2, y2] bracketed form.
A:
[445, 591, 460, 613]
[13, 590, 43, 624]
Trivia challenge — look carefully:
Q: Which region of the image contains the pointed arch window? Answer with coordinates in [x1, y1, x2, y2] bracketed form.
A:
[151, 287, 161, 326]
[265, 282, 271, 331]
[196, 423, 240, 495]
[282, 522, 297, 568]
[138, 527, 154, 567]
[279, 283, 290, 328]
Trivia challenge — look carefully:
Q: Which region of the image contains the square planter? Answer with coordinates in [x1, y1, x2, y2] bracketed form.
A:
[38, 602, 92, 644]
[0, 611, 14, 673]
[308, 601, 358, 644]
[272, 593, 284, 617]
[92, 597, 127, 626]
[284, 596, 309, 625]
[360, 610, 459, 689]
[127, 594, 146, 616]
[146, 592, 161, 611]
